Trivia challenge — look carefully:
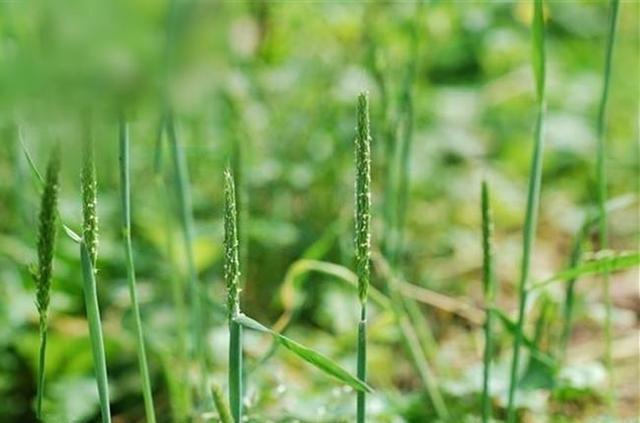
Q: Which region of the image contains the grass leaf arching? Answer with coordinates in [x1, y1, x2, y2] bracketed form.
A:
[34, 147, 60, 419]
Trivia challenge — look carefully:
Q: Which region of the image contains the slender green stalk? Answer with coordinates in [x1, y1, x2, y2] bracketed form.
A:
[481, 180, 496, 423]
[559, 222, 587, 360]
[154, 120, 191, 420]
[595, 0, 620, 410]
[118, 119, 157, 423]
[224, 168, 243, 423]
[506, 1, 547, 421]
[80, 139, 111, 423]
[211, 384, 234, 423]
[166, 113, 204, 368]
[80, 241, 111, 423]
[34, 148, 60, 419]
[354, 92, 372, 423]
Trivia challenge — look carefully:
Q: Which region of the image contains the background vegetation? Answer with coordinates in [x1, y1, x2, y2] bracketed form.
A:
[0, 1, 638, 422]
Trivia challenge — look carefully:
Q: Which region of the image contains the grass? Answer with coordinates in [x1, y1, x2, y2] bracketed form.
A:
[481, 180, 496, 423]
[354, 91, 372, 423]
[80, 139, 112, 423]
[118, 118, 157, 423]
[506, 0, 547, 420]
[33, 147, 60, 419]
[224, 168, 243, 422]
[594, 0, 620, 412]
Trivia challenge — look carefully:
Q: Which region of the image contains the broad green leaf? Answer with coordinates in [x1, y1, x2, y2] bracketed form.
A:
[234, 314, 373, 393]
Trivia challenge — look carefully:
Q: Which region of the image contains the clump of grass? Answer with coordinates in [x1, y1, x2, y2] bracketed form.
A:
[33, 147, 60, 419]
[506, 0, 547, 421]
[594, 0, 620, 411]
[80, 141, 111, 423]
[481, 180, 496, 423]
[224, 168, 243, 422]
[354, 91, 372, 423]
[119, 118, 157, 423]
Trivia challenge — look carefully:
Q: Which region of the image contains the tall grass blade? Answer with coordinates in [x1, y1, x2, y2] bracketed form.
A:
[118, 119, 157, 423]
[234, 314, 373, 394]
[594, 0, 620, 410]
[354, 91, 372, 423]
[166, 113, 205, 372]
[224, 168, 243, 423]
[80, 241, 111, 423]
[506, 0, 547, 420]
[34, 147, 60, 419]
[211, 384, 234, 423]
[481, 180, 496, 423]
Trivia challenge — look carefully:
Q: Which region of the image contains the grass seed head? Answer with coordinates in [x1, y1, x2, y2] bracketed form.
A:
[81, 136, 99, 268]
[355, 91, 372, 305]
[224, 168, 241, 317]
[36, 147, 61, 328]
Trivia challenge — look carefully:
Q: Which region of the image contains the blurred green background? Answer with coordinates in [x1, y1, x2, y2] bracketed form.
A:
[0, 1, 638, 422]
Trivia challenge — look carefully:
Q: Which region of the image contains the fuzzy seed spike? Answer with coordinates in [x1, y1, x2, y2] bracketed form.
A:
[355, 91, 372, 305]
[81, 132, 99, 269]
[224, 168, 241, 317]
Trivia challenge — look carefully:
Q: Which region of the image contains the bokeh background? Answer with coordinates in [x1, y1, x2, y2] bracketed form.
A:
[0, 1, 638, 422]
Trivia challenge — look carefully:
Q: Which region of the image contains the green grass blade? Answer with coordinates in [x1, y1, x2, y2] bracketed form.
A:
[234, 314, 373, 394]
[529, 250, 639, 292]
[166, 112, 205, 373]
[211, 384, 234, 423]
[506, 0, 547, 420]
[80, 241, 111, 423]
[595, 0, 620, 411]
[481, 181, 496, 423]
[119, 119, 157, 423]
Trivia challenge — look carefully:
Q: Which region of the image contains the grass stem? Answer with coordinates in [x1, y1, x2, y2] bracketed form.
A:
[481, 180, 496, 423]
[119, 118, 157, 423]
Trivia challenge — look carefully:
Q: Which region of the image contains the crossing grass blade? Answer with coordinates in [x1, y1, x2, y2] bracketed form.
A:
[33, 147, 60, 419]
[211, 384, 234, 423]
[506, 0, 547, 420]
[118, 118, 157, 423]
[80, 241, 112, 423]
[234, 314, 373, 394]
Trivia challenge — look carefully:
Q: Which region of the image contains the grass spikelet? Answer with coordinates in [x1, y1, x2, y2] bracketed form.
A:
[506, 0, 547, 420]
[354, 91, 372, 423]
[481, 180, 496, 423]
[34, 147, 60, 418]
[224, 168, 243, 422]
[81, 132, 98, 268]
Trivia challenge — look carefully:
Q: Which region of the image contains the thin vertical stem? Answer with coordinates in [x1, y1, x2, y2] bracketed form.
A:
[481, 181, 496, 423]
[119, 119, 157, 423]
[595, 0, 620, 411]
[80, 241, 111, 423]
[506, 0, 546, 421]
[166, 113, 204, 369]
